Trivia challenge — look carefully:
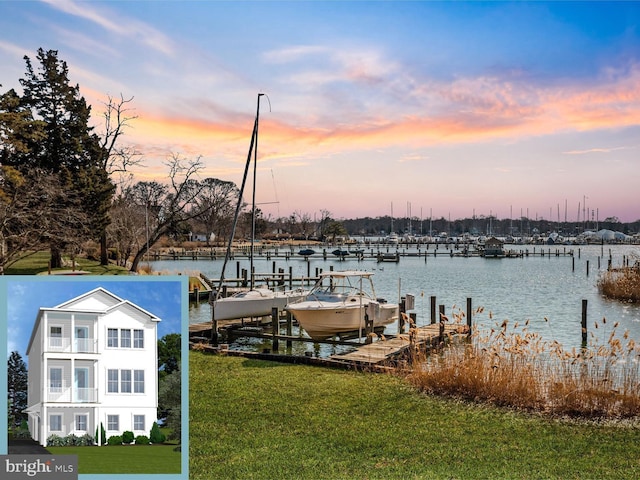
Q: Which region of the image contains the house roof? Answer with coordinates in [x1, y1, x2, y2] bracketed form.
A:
[26, 287, 160, 355]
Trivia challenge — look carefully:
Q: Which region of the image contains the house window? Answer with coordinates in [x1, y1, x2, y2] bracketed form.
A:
[120, 329, 131, 348]
[134, 370, 145, 393]
[107, 369, 119, 393]
[133, 415, 145, 431]
[50, 415, 62, 432]
[50, 368, 63, 392]
[134, 329, 144, 348]
[107, 415, 119, 431]
[50, 326, 63, 348]
[121, 370, 132, 393]
[76, 414, 87, 431]
[107, 328, 118, 348]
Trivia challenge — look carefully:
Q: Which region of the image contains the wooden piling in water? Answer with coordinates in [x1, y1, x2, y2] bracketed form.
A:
[438, 304, 445, 342]
[466, 297, 472, 335]
[430, 296, 437, 324]
[271, 307, 279, 351]
[581, 299, 588, 347]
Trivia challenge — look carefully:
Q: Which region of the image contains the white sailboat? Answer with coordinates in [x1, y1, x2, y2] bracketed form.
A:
[210, 94, 306, 321]
[285, 270, 398, 340]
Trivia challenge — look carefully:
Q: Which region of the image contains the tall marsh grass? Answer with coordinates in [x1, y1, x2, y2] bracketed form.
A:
[403, 308, 640, 419]
[598, 256, 640, 302]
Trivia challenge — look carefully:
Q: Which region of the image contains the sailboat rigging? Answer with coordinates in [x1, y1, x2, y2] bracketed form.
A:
[209, 94, 306, 330]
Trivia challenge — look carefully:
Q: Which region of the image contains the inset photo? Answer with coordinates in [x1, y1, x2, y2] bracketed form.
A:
[4, 276, 188, 479]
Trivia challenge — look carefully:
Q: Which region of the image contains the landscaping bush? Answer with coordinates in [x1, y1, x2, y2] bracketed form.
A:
[149, 422, 165, 444]
[107, 435, 122, 446]
[122, 430, 134, 444]
[47, 435, 67, 447]
[135, 435, 150, 445]
[78, 433, 95, 446]
[95, 422, 106, 445]
[13, 429, 31, 440]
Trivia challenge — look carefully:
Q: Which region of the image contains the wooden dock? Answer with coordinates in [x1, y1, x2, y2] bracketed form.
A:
[331, 323, 466, 366]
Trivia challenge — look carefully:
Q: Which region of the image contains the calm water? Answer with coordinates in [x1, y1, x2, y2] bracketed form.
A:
[154, 244, 640, 353]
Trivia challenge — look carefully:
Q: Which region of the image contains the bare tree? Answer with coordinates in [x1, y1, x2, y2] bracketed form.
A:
[0, 166, 89, 273]
[96, 94, 143, 265]
[193, 178, 241, 245]
[127, 154, 210, 272]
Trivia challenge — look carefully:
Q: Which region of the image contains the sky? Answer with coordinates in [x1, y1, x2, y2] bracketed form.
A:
[3, 277, 185, 363]
[1, 1, 639, 223]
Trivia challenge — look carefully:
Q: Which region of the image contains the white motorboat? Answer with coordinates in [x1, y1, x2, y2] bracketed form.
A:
[211, 287, 307, 321]
[285, 270, 398, 340]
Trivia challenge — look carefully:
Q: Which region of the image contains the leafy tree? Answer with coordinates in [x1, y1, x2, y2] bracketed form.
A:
[0, 48, 114, 268]
[7, 351, 28, 427]
[158, 333, 181, 379]
[158, 366, 181, 443]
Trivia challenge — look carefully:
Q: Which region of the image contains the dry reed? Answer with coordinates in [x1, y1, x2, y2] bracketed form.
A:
[403, 308, 640, 419]
[597, 256, 640, 302]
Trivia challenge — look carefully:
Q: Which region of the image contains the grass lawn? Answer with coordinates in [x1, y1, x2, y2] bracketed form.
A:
[190, 351, 640, 480]
[5, 251, 129, 275]
[46, 444, 181, 474]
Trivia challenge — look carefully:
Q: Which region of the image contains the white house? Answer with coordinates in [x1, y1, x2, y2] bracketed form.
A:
[25, 287, 160, 446]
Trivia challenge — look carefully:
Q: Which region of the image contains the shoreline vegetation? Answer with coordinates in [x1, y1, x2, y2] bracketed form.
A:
[404, 309, 640, 419]
[597, 257, 640, 303]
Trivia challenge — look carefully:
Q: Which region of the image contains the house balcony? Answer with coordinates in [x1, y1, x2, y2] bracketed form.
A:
[47, 337, 98, 354]
[47, 386, 97, 403]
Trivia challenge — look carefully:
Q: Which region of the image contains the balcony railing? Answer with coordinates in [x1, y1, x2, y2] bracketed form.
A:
[47, 337, 98, 354]
[47, 386, 97, 403]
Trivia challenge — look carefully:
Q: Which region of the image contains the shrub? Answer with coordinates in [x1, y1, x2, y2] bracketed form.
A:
[149, 422, 165, 444]
[13, 429, 31, 440]
[135, 435, 150, 445]
[47, 435, 67, 447]
[78, 433, 95, 446]
[95, 422, 106, 445]
[122, 430, 135, 444]
[107, 435, 122, 446]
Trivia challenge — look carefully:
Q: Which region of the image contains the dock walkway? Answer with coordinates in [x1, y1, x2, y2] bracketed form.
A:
[331, 323, 465, 366]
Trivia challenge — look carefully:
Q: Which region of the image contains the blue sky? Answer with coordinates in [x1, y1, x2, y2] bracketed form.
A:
[1, 1, 639, 223]
[5, 277, 185, 362]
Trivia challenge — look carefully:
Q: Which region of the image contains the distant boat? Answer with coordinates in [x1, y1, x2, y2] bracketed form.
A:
[385, 232, 400, 244]
[298, 249, 316, 257]
[377, 252, 400, 263]
[286, 270, 398, 340]
[332, 249, 349, 257]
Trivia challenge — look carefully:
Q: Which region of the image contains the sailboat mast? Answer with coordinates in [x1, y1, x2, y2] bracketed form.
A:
[250, 94, 264, 290]
[212, 96, 259, 331]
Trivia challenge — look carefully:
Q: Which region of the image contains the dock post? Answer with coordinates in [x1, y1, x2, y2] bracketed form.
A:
[286, 311, 293, 349]
[581, 299, 588, 347]
[194, 287, 199, 305]
[289, 266, 293, 289]
[438, 305, 445, 342]
[466, 297, 472, 336]
[272, 307, 279, 352]
[572, 257, 575, 272]
[586, 260, 590, 277]
[398, 297, 406, 333]
[430, 296, 437, 324]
